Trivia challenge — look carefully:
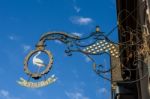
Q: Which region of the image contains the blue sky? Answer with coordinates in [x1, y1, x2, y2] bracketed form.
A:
[0, 0, 117, 99]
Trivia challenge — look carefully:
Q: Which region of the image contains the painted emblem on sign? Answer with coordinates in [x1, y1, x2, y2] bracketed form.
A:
[17, 49, 57, 88]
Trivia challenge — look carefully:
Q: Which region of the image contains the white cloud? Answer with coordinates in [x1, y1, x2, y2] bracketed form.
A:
[71, 32, 82, 37]
[9, 36, 15, 40]
[85, 57, 91, 62]
[73, 0, 76, 2]
[70, 16, 93, 25]
[0, 68, 4, 74]
[74, 6, 81, 13]
[97, 88, 107, 94]
[54, 40, 63, 44]
[0, 90, 9, 97]
[35, 90, 43, 96]
[65, 91, 89, 99]
[8, 35, 17, 41]
[22, 45, 31, 52]
[72, 70, 79, 78]
[0, 89, 20, 99]
[83, 55, 91, 63]
[28, 89, 43, 96]
[37, 0, 42, 3]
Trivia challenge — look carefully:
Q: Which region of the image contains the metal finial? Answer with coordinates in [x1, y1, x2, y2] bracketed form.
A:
[96, 26, 100, 32]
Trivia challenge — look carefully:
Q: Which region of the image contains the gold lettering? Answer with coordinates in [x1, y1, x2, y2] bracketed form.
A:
[41, 81, 45, 86]
[17, 76, 57, 88]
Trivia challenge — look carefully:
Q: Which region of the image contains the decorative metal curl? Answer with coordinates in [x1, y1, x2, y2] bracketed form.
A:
[34, 28, 121, 79]
[22, 24, 149, 85]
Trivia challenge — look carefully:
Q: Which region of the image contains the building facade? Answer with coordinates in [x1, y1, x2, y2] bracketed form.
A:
[111, 0, 150, 99]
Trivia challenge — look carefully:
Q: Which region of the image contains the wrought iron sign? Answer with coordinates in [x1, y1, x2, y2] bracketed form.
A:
[17, 49, 57, 88]
[18, 26, 150, 88]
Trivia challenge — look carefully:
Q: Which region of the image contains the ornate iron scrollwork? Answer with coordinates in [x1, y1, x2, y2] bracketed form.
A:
[18, 25, 150, 88]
